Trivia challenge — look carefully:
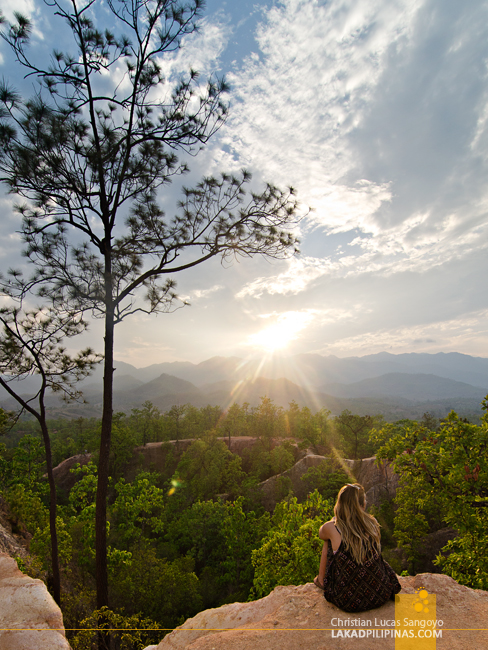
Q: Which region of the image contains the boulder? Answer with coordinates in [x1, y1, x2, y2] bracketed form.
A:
[0, 553, 70, 650]
[147, 573, 488, 650]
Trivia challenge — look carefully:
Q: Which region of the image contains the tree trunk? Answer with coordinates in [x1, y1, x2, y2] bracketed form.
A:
[96, 248, 114, 616]
[39, 418, 61, 605]
[0, 378, 61, 605]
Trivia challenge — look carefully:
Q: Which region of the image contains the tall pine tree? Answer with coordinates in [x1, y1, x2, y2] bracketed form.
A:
[0, 0, 302, 613]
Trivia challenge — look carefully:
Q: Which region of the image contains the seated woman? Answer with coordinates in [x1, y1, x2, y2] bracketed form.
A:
[314, 483, 401, 612]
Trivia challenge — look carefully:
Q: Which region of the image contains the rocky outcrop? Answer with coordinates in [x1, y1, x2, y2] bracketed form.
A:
[145, 573, 488, 650]
[0, 523, 27, 560]
[52, 438, 304, 487]
[52, 441, 398, 511]
[259, 453, 399, 510]
[0, 553, 70, 650]
[0, 496, 29, 560]
[117, 436, 303, 482]
[51, 452, 92, 494]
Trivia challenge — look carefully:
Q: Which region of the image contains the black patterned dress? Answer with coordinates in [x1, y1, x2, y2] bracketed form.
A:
[323, 539, 401, 613]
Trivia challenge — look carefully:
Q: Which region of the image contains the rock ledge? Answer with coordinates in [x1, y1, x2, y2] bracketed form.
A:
[146, 573, 488, 650]
[0, 553, 70, 650]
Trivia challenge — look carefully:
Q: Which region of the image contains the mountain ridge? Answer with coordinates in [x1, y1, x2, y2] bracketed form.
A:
[2, 351, 487, 421]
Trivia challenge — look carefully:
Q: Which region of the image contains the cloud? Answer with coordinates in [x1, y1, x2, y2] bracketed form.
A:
[0, 0, 44, 45]
[181, 284, 224, 301]
[155, 14, 231, 96]
[236, 257, 331, 297]
[218, 0, 421, 223]
[0, 0, 36, 22]
[209, 0, 488, 279]
[316, 309, 488, 357]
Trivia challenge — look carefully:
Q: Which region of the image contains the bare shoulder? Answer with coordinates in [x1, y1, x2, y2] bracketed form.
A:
[318, 518, 337, 540]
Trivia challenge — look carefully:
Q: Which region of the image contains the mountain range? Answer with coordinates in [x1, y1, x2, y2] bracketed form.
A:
[2, 351, 488, 421]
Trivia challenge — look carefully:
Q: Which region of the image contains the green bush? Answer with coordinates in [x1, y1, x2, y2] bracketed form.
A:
[251, 490, 333, 598]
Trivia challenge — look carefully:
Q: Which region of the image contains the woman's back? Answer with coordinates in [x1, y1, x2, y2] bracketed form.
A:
[323, 534, 400, 612]
[318, 484, 401, 613]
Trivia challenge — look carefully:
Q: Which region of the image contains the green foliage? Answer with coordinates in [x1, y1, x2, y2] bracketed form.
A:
[251, 490, 334, 598]
[14, 554, 44, 580]
[69, 606, 163, 650]
[368, 499, 396, 550]
[10, 434, 46, 490]
[249, 397, 286, 447]
[172, 436, 245, 504]
[437, 529, 488, 590]
[129, 402, 163, 446]
[68, 463, 99, 572]
[219, 402, 249, 442]
[165, 497, 270, 606]
[110, 545, 202, 628]
[49, 417, 101, 466]
[5, 483, 49, 533]
[300, 407, 334, 451]
[374, 405, 488, 588]
[109, 414, 140, 480]
[0, 407, 14, 433]
[31, 516, 73, 572]
[219, 498, 270, 601]
[69, 463, 99, 512]
[334, 410, 381, 459]
[300, 458, 350, 501]
[248, 444, 295, 482]
[0, 441, 14, 489]
[111, 473, 165, 550]
[11, 399, 469, 634]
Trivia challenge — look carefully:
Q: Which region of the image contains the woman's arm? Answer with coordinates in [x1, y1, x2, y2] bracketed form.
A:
[317, 538, 329, 586]
[316, 519, 337, 588]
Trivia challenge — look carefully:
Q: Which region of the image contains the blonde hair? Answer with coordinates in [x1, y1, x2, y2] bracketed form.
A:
[334, 483, 381, 564]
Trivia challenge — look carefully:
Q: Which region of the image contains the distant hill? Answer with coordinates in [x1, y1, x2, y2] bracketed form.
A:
[320, 373, 487, 401]
[2, 351, 487, 421]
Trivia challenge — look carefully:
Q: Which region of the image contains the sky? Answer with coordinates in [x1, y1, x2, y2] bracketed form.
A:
[1, 0, 488, 367]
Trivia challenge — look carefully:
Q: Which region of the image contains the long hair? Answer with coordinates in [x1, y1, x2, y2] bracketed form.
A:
[334, 483, 381, 564]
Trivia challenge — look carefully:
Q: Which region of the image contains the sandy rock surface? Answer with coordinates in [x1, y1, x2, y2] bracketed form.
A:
[0, 553, 70, 650]
[148, 573, 488, 650]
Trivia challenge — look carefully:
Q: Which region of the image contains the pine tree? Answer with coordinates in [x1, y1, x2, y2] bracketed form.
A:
[0, 304, 100, 604]
[0, 0, 301, 613]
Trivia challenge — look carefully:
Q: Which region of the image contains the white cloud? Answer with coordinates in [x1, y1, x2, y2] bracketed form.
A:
[236, 257, 330, 297]
[317, 309, 488, 357]
[181, 284, 224, 301]
[156, 15, 231, 93]
[0, 0, 35, 22]
[218, 0, 422, 227]
[0, 0, 44, 43]
[208, 0, 488, 281]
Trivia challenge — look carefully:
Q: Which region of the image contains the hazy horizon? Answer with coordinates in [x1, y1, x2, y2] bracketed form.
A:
[114, 348, 488, 370]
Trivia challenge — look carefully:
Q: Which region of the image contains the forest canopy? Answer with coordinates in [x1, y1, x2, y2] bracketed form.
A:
[1, 396, 487, 648]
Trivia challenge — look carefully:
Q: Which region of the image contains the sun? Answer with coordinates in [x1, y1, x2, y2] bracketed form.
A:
[250, 323, 294, 352]
[247, 311, 312, 353]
